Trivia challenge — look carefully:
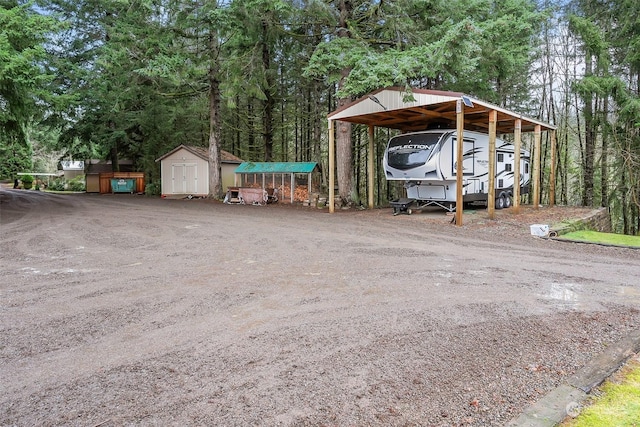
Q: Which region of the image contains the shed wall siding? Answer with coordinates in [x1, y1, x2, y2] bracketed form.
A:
[161, 148, 209, 195]
[221, 164, 236, 190]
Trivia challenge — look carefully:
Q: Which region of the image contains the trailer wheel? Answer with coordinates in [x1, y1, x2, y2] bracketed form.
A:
[504, 194, 512, 208]
[496, 195, 506, 210]
[407, 208, 413, 215]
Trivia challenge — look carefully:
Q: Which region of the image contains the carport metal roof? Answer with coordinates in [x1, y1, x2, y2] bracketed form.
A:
[234, 162, 318, 174]
[328, 87, 555, 133]
[327, 87, 557, 225]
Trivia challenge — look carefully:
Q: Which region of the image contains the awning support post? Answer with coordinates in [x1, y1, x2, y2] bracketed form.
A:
[549, 129, 557, 206]
[368, 125, 375, 209]
[487, 110, 497, 220]
[455, 99, 464, 227]
[533, 124, 542, 209]
[513, 119, 522, 214]
[329, 120, 335, 213]
[290, 173, 294, 203]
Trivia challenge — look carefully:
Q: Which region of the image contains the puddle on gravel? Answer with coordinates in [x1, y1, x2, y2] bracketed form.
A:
[618, 285, 640, 303]
[19, 267, 90, 275]
[540, 282, 584, 309]
[540, 283, 640, 311]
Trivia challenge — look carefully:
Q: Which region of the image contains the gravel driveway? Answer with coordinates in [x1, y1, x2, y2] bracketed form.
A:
[1, 189, 639, 426]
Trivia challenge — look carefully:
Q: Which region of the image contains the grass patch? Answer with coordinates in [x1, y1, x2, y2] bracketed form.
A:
[560, 230, 640, 248]
[561, 358, 640, 426]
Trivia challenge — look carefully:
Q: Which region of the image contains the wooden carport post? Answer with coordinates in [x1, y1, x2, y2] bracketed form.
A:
[512, 119, 522, 214]
[487, 110, 497, 220]
[290, 173, 295, 203]
[368, 125, 375, 209]
[328, 119, 335, 213]
[533, 124, 542, 209]
[549, 129, 557, 206]
[455, 99, 464, 226]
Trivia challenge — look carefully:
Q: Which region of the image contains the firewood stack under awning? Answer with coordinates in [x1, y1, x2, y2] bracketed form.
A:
[245, 182, 314, 203]
[279, 185, 308, 202]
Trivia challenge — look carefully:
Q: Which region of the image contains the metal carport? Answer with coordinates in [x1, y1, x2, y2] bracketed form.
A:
[327, 87, 557, 226]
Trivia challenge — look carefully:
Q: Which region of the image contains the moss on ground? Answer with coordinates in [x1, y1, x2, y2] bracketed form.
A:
[561, 358, 640, 426]
[559, 230, 640, 248]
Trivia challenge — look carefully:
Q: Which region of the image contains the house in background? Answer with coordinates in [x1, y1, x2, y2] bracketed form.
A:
[156, 145, 243, 197]
[59, 160, 85, 180]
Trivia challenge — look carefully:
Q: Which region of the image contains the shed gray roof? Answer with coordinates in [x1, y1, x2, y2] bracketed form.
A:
[234, 162, 318, 174]
[155, 145, 243, 163]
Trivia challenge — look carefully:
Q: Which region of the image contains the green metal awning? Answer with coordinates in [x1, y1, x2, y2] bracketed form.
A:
[234, 162, 318, 174]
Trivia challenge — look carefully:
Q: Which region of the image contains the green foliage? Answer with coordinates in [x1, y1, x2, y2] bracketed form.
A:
[303, 0, 540, 103]
[144, 181, 160, 196]
[560, 230, 640, 246]
[328, 19, 483, 98]
[48, 0, 229, 180]
[223, 0, 292, 101]
[0, 2, 59, 94]
[566, 0, 640, 230]
[470, 0, 544, 106]
[0, 137, 31, 179]
[303, 37, 370, 86]
[67, 175, 85, 192]
[568, 14, 609, 67]
[562, 358, 640, 426]
[19, 0, 639, 217]
[44, 176, 84, 192]
[20, 173, 34, 188]
[0, 1, 62, 179]
[48, 178, 66, 191]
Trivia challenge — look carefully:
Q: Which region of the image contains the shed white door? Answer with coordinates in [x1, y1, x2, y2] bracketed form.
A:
[171, 163, 198, 193]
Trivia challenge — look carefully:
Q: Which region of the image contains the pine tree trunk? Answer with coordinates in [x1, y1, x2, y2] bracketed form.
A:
[207, 33, 222, 199]
[108, 121, 120, 172]
[312, 81, 324, 188]
[336, 0, 354, 206]
[582, 55, 595, 206]
[622, 164, 629, 234]
[600, 97, 609, 207]
[261, 18, 274, 161]
[336, 116, 353, 205]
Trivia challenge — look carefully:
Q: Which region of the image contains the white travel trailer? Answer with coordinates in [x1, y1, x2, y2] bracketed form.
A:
[383, 129, 530, 212]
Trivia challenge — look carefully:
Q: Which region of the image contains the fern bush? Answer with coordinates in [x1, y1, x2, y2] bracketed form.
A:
[48, 179, 66, 191]
[68, 176, 86, 192]
[145, 181, 161, 196]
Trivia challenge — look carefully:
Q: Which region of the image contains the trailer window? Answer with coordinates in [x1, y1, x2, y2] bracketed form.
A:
[452, 138, 476, 176]
[386, 133, 442, 170]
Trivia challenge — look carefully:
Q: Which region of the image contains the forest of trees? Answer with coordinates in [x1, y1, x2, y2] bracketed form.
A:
[1, 0, 639, 233]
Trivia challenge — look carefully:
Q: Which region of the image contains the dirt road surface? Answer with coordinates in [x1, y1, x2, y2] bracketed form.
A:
[1, 189, 639, 426]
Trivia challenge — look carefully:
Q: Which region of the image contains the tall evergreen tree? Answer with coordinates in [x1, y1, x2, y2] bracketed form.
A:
[0, 0, 60, 178]
[304, 0, 543, 204]
[224, 0, 291, 161]
[140, 0, 229, 198]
